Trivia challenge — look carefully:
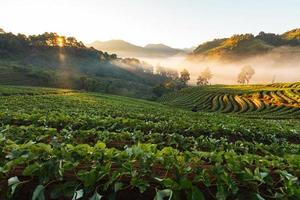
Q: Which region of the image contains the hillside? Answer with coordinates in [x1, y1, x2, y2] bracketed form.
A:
[0, 32, 173, 99]
[190, 28, 300, 60]
[159, 83, 300, 119]
[90, 40, 185, 58]
[0, 85, 300, 199]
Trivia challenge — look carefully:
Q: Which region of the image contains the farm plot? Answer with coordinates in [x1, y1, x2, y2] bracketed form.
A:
[160, 83, 300, 119]
[0, 85, 300, 199]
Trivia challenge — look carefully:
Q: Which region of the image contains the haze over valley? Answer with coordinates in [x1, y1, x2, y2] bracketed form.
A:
[1, 1, 300, 200]
[88, 29, 300, 85]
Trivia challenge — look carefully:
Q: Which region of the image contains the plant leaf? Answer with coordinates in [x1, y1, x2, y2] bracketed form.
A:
[154, 189, 173, 200]
[8, 176, 21, 195]
[32, 185, 45, 200]
[89, 192, 102, 200]
[187, 186, 205, 200]
[72, 189, 84, 200]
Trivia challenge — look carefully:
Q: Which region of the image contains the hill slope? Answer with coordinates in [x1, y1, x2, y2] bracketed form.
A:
[90, 40, 185, 58]
[159, 83, 300, 119]
[190, 28, 300, 60]
[0, 32, 171, 98]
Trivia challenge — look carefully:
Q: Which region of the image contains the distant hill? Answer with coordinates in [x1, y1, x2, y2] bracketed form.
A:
[182, 46, 197, 53]
[90, 40, 185, 58]
[0, 32, 173, 99]
[190, 28, 300, 61]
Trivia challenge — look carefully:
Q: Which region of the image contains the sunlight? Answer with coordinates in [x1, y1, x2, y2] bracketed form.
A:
[57, 37, 64, 47]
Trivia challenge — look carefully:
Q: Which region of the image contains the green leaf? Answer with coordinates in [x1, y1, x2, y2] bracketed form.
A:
[90, 192, 102, 200]
[280, 171, 298, 182]
[77, 169, 99, 187]
[50, 181, 78, 199]
[130, 176, 149, 193]
[8, 176, 21, 195]
[114, 182, 123, 192]
[216, 184, 227, 200]
[179, 177, 192, 190]
[259, 172, 268, 179]
[187, 186, 205, 200]
[23, 163, 40, 176]
[32, 185, 45, 200]
[256, 193, 265, 200]
[72, 189, 84, 200]
[154, 189, 173, 200]
[94, 142, 106, 150]
[155, 178, 178, 189]
[8, 176, 20, 186]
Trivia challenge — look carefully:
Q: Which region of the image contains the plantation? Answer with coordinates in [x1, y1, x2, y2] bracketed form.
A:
[159, 83, 300, 119]
[0, 85, 300, 199]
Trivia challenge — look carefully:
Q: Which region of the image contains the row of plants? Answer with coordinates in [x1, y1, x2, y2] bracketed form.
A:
[1, 124, 300, 156]
[0, 85, 300, 199]
[159, 84, 300, 119]
[1, 141, 300, 199]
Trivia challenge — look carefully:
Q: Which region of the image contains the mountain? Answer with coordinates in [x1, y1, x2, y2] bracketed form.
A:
[182, 46, 197, 53]
[190, 28, 300, 61]
[89, 40, 185, 58]
[144, 43, 171, 49]
[0, 32, 171, 99]
[282, 29, 300, 40]
[90, 40, 143, 54]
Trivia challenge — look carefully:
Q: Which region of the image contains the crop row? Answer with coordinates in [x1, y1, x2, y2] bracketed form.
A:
[160, 85, 300, 119]
[0, 85, 300, 199]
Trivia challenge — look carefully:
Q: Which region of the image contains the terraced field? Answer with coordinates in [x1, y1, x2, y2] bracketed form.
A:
[160, 83, 300, 119]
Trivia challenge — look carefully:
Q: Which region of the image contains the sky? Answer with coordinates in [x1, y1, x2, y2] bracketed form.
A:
[1, 0, 300, 48]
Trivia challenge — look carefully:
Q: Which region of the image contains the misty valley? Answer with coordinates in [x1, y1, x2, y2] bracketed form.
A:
[0, 1, 300, 200]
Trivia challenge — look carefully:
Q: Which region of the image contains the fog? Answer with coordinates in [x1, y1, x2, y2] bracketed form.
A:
[137, 46, 300, 85]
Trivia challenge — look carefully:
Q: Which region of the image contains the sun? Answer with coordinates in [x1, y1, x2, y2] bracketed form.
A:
[57, 37, 64, 47]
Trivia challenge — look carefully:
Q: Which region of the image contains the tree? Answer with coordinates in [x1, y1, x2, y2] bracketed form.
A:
[156, 65, 167, 77]
[179, 69, 190, 85]
[237, 65, 255, 84]
[80, 76, 88, 90]
[256, 32, 284, 46]
[153, 84, 169, 97]
[0, 28, 4, 34]
[197, 76, 208, 86]
[87, 79, 98, 92]
[165, 69, 179, 79]
[197, 67, 213, 86]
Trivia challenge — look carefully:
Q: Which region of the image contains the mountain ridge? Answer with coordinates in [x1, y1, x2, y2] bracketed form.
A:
[89, 40, 185, 58]
[190, 28, 300, 61]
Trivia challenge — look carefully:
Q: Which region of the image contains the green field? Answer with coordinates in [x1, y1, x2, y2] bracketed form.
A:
[0, 85, 300, 199]
[159, 83, 300, 119]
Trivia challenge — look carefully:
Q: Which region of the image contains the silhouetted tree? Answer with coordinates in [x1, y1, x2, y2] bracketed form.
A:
[87, 79, 98, 91]
[80, 76, 88, 90]
[156, 65, 167, 77]
[256, 32, 284, 46]
[237, 65, 255, 84]
[166, 69, 179, 79]
[105, 81, 112, 93]
[179, 69, 190, 85]
[197, 67, 213, 86]
[197, 76, 208, 86]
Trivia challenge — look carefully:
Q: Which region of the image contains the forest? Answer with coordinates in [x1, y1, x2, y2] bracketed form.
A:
[0, 32, 181, 99]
